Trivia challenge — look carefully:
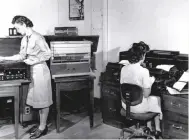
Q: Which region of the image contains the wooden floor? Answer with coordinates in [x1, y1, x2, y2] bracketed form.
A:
[0, 111, 126, 139]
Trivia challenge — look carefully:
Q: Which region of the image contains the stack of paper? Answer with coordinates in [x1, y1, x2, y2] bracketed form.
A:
[166, 86, 180, 95]
[173, 82, 187, 91]
[156, 64, 174, 71]
[166, 71, 189, 95]
[173, 72, 189, 91]
[166, 86, 188, 95]
[178, 71, 189, 82]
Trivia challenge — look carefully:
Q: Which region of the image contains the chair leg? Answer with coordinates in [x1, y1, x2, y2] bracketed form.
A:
[120, 132, 136, 140]
[120, 125, 157, 140]
[143, 133, 156, 140]
[126, 133, 136, 140]
[123, 128, 135, 133]
[136, 122, 140, 129]
[119, 127, 135, 139]
[142, 126, 156, 140]
[119, 130, 124, 139]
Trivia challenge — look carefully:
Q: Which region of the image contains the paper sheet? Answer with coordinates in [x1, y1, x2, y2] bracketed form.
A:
[119, 60, 130, 66]
[166, 86, 188, 95]
[166, 86, 180, 95]
[178, 72, 189, 82]
[156, 65, 174, 71]
[173, 81, 187, 91]
[171, 71, 189, 92]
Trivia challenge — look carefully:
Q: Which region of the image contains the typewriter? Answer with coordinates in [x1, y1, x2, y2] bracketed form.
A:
[0, 38, 30, 81]
[144, 50, 188, 95]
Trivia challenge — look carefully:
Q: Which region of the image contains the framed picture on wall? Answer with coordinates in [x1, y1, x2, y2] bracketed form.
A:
[69, 0, 84, 20]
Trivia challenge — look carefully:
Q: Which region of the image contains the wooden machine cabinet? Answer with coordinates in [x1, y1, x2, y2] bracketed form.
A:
[101, 82, 124, 128]
[100, 68, 125, 129]
[162, 93, 188, 139]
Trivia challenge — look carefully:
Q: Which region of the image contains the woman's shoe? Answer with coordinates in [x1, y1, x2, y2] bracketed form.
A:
[154, 131, 162, 139]
[29, 125, 39, 135]
[29, 126, 48, 139]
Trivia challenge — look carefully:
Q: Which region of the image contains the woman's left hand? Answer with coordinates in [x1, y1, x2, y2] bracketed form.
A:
[24, 59, 37, 65]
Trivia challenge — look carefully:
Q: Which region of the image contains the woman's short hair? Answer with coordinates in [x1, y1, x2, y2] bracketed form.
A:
[128, 41, 150, 64]
[12, 15, 33, 27]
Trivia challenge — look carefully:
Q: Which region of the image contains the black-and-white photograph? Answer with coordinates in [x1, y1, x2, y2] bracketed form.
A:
[0, 0, 188, 139]
[69, 0, 84, 20]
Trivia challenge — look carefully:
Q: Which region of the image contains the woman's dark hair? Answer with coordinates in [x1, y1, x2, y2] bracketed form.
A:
[12, 15, 33, 27]
[128, 41, 150, 64]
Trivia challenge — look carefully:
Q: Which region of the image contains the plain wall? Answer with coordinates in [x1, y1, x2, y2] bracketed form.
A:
[0, 0, 58, 36]
[0, 0, 92, 37]
[106, 0, 189, 62]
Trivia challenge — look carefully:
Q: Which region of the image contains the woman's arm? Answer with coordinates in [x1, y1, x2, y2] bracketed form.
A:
[143, 88, 151, 98]
[142, 69, 155, 98]
[0, 49, 26, 61]
[36, 37, 51, 62]
[24, 36, 51, 65]
[3, 54, 23, 61]
[23, 36, 51, 65]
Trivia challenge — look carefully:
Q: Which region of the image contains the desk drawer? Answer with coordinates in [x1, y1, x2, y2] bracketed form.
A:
[163, 110, 188, 125]
[102, 85, 120, 98]
[102, 96, 122, 121]
[163, 120, 188, 139]
[162, 94, 188, 115]
[0, 87, 18, 97]
[58, 81, 88, 91]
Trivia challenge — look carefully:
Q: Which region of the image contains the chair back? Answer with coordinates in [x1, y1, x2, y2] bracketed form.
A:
[120, 83, 143, 119]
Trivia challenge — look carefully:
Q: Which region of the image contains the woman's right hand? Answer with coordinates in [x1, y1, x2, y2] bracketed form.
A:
[151, 76, 155, 84]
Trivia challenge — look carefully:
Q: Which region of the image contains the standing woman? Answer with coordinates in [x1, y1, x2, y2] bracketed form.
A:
[0, 15, 53, 139]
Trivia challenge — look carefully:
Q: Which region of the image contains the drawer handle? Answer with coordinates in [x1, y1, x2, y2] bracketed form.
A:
[182, 104, 188, 108]
[172, 124, 183, 130]
[110, 91, 115, 96]
[170, 102, 180, 107]
[109, 108, 116, 112]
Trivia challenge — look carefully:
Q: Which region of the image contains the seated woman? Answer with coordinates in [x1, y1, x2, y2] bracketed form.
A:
[120, 41, 162, 138]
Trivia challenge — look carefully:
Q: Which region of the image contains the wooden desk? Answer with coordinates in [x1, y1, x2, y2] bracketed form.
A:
[162, 90, 188, 139]
[53, 75, 95, 133]
[0, 80, 30, 139]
